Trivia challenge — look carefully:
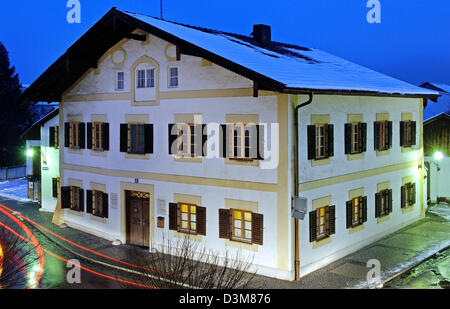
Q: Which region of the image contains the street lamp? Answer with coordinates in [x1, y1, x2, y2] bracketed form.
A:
[26, 149, 34, 157]
[434, 151, 444, 161]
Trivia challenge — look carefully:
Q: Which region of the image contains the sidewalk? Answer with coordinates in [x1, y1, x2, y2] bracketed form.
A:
[1, 192, 449, 289]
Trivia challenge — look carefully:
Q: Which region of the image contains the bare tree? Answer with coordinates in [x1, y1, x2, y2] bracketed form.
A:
[118, 235, 259, 289]
[0, 225, 40, 289]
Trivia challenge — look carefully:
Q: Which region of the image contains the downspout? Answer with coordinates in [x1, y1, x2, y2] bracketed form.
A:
[293, 92, 313, 280]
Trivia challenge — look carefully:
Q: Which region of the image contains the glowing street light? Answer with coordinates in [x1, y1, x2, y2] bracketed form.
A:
[26, 149, 34, 157]
[434, 151, 444, 161]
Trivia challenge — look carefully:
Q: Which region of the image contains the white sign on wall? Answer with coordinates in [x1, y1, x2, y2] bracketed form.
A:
[110, 193, 118, 209]
[157, 199, 166, 216]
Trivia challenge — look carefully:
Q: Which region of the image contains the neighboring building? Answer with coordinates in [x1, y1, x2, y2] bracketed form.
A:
[419, 82, 450, 203]
[22, 108, 60, 206]
[22, 8, 438, 280]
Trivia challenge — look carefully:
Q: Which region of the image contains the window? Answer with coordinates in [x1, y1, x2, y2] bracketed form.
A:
[374, 121, 392, 151]
[137, 68, 155, 88]
[146, 69, 155, 88]
[376, 189, 391, 217]
[308, 124, 334, 160]
[137, 70, 146, 88]
[70, 122, 80, 148]
[70, 186, 81, 211]
[178, 203, 197, 234]
[400, 121, 416, 147]
[64, 122, 85, 149]
[130, 124, 145, 154]
[93, 190, 104, 217]
[86, 190, 109, 218]
[178, 124, 197, 157]
[168, 123, 206, 157]
[49, 126, 59, 148]
[231, 209, 252, 243]
[116, 71, 124, 90]
[169, 67, 178, 87]
[93, 122, 103, 150]
[309, 205, 336, 242]
[401, 182, 416, 208]
[52, 177, 59, 198]
[345, 122, 367, 155]
[120, 123, 154, 155]
[168, 202, 206, 236]
[61, 186, 84, 212]
[218, 208, 263, 245]
[232, 124, 254, 160]
[352, 197, 360, 226]
[220, 123, 264, 160]
[346, 196, 367, 229]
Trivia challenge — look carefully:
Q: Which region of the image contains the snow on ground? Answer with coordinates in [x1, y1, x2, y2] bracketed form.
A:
[0, 177, 35, 202]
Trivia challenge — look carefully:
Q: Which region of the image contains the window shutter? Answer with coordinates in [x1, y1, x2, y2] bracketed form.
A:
[102, 123, 109, 151]
[219, 124, 228, 158]
[49, 126, 55, 147]
[375, 193, 381, 218]
[412, 183, 416, 205]
[360, 123, 367, 153]
[411, 121, 416, 146]
[399, 121, 405, 146]
[307, 125, 316, 160]
[374, 122, 380, 151]
[309, 211, 317, 242]
[86, 190, 93, 214]
[344, 123, 351, 154]
[362, 196, 367, 223]
[192, 124, 202, 157]
[61, 187, 71, 209]
[196, 206, 206, 236]
[346, 201, 352, 229]
[401, 185, 406, 208]
[78, 123, 85, 149]
[87, 123, 93, 150]
[120, 124, 128, 153]
[251, 213, 264, 245]
[327, 205, 336, 235]
[144, 124, 154, 154]
[387, 121, 392, 148]
[169, 203, 178, 231]
[218, 209, 231, 239]
[326, 124, 334, 157]
[64, 122, 70, 147]
[102, 193, 109, 218]
[79, 188, 84, 212]
[202, 124, 208, 156]
[52, 178, 58, 198]
[388, 189, 393, 213]
[256, 124, 265, 160]
[168, 124, 177, 155]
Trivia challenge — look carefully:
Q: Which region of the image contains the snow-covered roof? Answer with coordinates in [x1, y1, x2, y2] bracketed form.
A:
[120, 9, 437, 96]
[420, 82, 450, 121]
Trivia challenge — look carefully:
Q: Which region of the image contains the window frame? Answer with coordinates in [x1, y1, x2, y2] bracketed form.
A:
[128, 123, 145, 154]
[350, 122, 360, 154]
[92, 122, 104, 151]
[403, 121, 412, 147]
[230, 209, 253, 244]
[177, 202, 198, 235]
[315, 124, 327, 159]
[168, 66, 179, 88]
[70, 186, 81, 211]
[316, 206, 328, 241]
[70, 122, 80, 149]
[376, 120, 390, 151]
[405, 182, 414, 206]
[230, 123, 254, 161]
[92, 190, 104, 217]
[351, 197, 361, 227]
[54, 125, 60, 149]
[176, 123, 198, 158]
[116, 71, 125, 91]
[379, 189, 390, 216]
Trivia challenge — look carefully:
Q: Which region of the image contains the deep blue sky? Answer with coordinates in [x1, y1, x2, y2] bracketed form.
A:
[1, 0, 449, 88]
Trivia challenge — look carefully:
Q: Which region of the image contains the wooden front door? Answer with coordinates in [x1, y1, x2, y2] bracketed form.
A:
[126, 191, 150, 247]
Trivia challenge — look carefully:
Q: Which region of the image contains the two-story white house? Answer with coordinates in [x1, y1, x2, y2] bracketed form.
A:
[22, 8, 439, 280]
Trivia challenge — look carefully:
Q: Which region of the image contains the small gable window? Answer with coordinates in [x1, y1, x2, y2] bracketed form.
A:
[169, 67, 178, 87]
[116, 71, 124, 90]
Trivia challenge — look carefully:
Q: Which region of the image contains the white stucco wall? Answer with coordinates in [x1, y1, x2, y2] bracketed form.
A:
[40, 115, 60, 212]
[425, 156, 450, 201]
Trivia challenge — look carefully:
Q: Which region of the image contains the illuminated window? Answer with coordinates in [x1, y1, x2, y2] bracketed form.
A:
[379, 189, 389, 216]
[178, 203, 197, 234]
[316, 206, 328, 240]
[352, 197, 361, 227]
[231, 124, 254, 160]
[231, 209, 252, 243]
[315, 124, 327, 159]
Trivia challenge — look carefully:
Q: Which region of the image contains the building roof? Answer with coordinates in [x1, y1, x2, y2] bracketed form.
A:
[420, 82, 450, 121]
[22, 7, 439, 103]
[22, 107, 59, 141]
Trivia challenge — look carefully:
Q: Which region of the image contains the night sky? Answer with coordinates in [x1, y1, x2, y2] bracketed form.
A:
[1, 0, 449, 88]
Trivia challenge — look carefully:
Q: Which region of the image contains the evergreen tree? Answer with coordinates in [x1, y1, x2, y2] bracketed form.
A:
[0, 42, 33, 166]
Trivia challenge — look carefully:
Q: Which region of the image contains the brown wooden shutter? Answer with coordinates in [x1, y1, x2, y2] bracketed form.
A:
[346, 200, 352, 229]
[256, 125, 264, 160]
[307, 125, 316, 160]
[49, 127, 55, 147]
[327, 205, 336, 235]
[86, 190, 93, 214]
[202, 124, 208, 156]
[168, 124, 177, 155]
[196, 206, 206, 236]
[387, 189, 393, 213]
[102, 123, 109, 151]
[375, 192, 381, 218]
[326, 124, 334, 157]
[86, 122, 93, 150]
[387, 121, 392, 148]
[79, 188, 84, 212]
[362, 196, 367, 223]
[399, 121, 405, 146]
[78, 123, 85, 149]
[360, 123, 367, 152]
[61, 187, 71, 209]
[169, 203, 178, 231]
[412, 183, 416, 205]
[374, 122, 380, 150]
[120, 124, 128, 153]
[52, 178, 58, 198]
[344, 123, 351, 154]
[218, 209, 230, 239]
[251, 213, 264, 245]
[401, 185, 406, 208]
[102, 193, 109, 218]
[309, 211, 317, 242]
[64, 122, 70, 147]
[144, 124, 154, 154]
[411, 121, 416, 146]
[219, 124, 228, 158]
